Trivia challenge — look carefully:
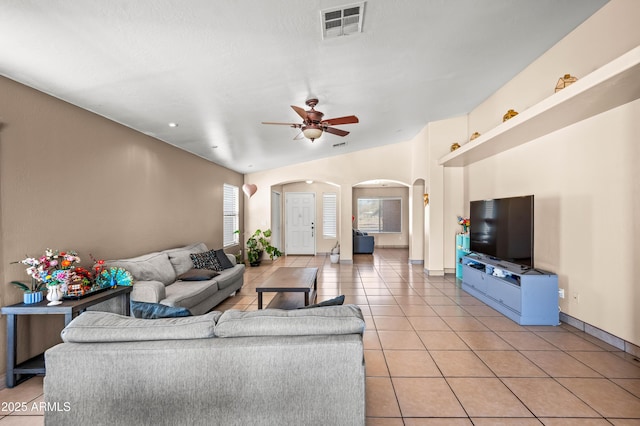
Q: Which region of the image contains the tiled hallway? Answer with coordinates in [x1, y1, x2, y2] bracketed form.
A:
[2, 248, 640, 424]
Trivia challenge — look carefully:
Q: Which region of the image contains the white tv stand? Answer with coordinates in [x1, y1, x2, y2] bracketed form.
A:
[461, 253, 559, 325]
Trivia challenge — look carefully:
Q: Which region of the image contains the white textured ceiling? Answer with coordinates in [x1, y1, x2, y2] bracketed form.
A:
[0, 0, 607, 174]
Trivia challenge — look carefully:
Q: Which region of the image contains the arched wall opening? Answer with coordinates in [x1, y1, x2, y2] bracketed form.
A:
[269, 179, 341, 256]
[351, 179, 420, 257]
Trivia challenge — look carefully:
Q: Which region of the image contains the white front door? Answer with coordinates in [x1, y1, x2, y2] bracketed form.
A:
[285, 192, 316, 255]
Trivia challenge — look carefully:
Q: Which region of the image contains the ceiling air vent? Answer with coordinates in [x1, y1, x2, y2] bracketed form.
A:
[321, 2, 365, 39]
[332, 141, 348, 148]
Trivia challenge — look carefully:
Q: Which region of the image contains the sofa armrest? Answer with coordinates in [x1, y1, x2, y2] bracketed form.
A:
[131, 280, 166, 303]
[226, 253, 237, 266]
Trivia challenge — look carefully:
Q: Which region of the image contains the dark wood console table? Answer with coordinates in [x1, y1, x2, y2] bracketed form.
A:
[1, 285, 132, 388]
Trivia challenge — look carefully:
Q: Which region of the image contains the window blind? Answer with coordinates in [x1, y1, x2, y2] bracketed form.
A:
[223, 184, 239, 247]
[323, 192, 337, 238]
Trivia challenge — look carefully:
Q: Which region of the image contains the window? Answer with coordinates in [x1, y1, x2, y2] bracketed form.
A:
[223, 184, 239, 247]
[357, 198, 402, 233]
[323, 192, 337, 238]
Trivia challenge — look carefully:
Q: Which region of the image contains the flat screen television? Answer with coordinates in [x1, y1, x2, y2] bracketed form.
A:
[469, 195, 534, 268]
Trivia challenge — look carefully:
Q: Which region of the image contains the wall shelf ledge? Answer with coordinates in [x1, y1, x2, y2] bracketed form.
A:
[439, 45, 640, 167]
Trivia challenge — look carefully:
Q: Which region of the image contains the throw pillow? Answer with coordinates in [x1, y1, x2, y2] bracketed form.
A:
[177, 268, 219, 281]
[189, 249, 222, 271]
[298, 295, 345, 309]
[214, 249, 234, 270]
[131, 301, 192, 319]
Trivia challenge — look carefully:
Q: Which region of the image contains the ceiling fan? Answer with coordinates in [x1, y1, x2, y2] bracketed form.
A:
[262, 98, 359, 142]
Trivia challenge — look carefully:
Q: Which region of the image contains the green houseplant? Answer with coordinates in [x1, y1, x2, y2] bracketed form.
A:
[246, 229, 282, 266]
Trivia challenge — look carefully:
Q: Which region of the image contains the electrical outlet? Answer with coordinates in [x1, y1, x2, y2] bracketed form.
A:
[558, 288, 565, 299]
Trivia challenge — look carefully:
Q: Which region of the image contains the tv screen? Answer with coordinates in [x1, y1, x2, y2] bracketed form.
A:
[469, 195, 534, 268]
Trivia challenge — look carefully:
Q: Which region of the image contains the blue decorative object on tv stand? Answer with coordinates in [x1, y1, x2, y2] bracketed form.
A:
[455, 234, 470, 279]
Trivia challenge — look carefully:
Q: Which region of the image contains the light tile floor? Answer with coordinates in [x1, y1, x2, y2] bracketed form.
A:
[2, 248, 640, 425]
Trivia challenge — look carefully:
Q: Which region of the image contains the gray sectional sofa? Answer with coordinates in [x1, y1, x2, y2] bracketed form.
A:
[44, 305, 366, 425]
[103, 242, 244, 315]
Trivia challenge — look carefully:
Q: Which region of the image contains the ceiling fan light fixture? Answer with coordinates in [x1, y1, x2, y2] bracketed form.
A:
[302, 126, 323, 141]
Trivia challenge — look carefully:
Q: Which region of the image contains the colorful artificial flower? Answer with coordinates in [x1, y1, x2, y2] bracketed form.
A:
[14, 248, 81, 289]
[457, 216, 470, 233]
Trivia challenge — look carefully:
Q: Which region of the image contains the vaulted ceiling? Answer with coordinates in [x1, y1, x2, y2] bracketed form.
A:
[0, 0, 607, 173]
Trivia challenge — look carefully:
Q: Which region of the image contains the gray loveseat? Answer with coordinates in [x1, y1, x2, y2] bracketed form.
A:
[103, 242, 244, 315]
[44, 306, 366, 425]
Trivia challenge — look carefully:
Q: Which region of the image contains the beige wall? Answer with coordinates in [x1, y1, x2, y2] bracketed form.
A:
[0, 77, 243, 377]
[445, 0, 640, 345]
[245, 139, 428, 262]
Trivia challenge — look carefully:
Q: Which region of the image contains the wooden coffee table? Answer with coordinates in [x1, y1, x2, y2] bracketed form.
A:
[256, 267, 318, 310]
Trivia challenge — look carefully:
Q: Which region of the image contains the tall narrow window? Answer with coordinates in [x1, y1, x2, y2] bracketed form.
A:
[223, 184, 239, 247]
[323, 192, 337, 238]
[357, 197, 402, 233]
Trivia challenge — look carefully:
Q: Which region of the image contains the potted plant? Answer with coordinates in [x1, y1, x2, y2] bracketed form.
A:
[246, 229, 282, 266]
[330, 241, 340, 264]
[10, 277, 47, 304]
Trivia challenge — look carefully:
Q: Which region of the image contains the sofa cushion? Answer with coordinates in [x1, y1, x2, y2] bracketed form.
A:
[214, 305, 365, 338]
[162, 280, 220, 308]
[61, 311, 220, 343]
[131, 301, 192, 319]
[103, 252, 176, 286]
[214, 249, 235, 270]
[164, 243, 208, 276]
[215, 264, 245, 290]
[190, 249, 222, 271]
[177, 268, 219, 281]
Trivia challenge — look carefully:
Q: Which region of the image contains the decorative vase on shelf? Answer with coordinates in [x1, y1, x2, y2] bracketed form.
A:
[23, 291, 43, 305]
[503, 109, 519, 122]
[555, 74, 578, 92]
[46, 285, 64, 306]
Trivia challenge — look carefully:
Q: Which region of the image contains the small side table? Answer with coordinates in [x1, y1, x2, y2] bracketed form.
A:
[1, 286, 132, 388]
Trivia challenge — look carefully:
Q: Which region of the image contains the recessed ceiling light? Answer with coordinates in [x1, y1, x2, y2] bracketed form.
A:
[168, 122, 178, 128]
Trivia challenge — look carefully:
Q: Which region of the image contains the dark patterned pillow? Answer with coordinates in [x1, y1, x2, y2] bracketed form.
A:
[190, 249, 222, 271]
[298, 295, 345, 309]
[214, 249, 235, 270]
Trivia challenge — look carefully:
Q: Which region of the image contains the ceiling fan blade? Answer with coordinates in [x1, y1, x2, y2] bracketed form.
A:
[262, 122, 301, 128]
[291, 105, 308, 121]
[321, 115, 359, 126]
[324, 127, 349, 137]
